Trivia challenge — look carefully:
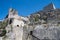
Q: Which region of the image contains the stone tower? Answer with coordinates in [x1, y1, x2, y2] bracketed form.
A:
[8, 8, 18, 18]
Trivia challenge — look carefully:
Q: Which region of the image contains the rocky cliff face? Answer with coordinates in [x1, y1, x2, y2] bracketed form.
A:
[0, 3, 60, 40]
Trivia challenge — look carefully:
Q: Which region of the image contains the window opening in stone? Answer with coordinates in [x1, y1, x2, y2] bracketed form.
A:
[9, 18, 13, 24]
[30, 31, 33, 35]
[17, 25, 19, 27]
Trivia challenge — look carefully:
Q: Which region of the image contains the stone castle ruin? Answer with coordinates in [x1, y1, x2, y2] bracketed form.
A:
[0, 3, 60, 40]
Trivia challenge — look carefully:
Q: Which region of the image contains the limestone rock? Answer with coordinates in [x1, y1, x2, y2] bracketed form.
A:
[33, 25, 60, 40]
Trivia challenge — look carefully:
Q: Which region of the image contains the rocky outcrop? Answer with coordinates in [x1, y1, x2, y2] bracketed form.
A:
[0, 3, 60, 40]
[32, 25, 60, 40]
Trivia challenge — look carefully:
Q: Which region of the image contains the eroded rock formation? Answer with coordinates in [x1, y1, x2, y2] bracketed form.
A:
[0, 3, 60, 40]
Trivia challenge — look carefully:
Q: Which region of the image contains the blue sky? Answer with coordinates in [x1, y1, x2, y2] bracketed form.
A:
[0, 0, 60, 20]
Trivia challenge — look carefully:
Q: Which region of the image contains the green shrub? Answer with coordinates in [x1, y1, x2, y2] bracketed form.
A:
[34, 15, 39, 22]
[0, 21, 8, 29]
[0, 29, 6, 37]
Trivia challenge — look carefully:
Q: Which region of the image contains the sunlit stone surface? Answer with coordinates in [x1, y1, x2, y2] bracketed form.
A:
[32, 25, 60, 40]
[0, 3, 60, 40]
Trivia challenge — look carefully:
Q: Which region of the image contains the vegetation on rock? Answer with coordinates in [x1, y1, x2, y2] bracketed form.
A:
[0, 20, 8, 37]
[0, 21, 8, 29]
[0, 29, 6, 37]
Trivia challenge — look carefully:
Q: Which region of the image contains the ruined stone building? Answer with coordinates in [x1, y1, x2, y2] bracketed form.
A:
[0, 3, 60, 40]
